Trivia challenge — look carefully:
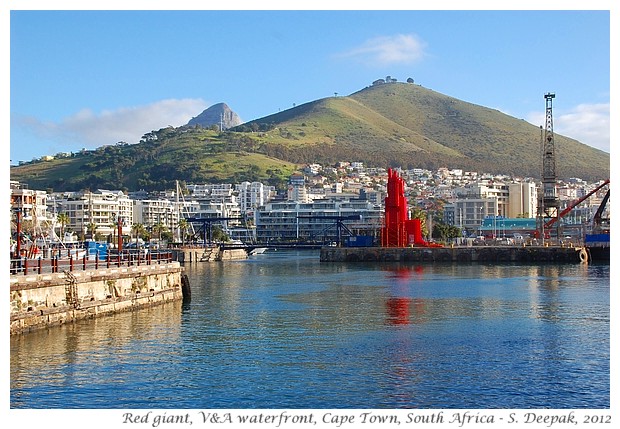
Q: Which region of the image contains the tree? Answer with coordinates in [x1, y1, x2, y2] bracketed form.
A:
[177, 218, 190, 245]
[56, 213, 70, 240]
[131, 223, 148, 244]
[211, 225, 229, 243]
[87, 222, 97, 240]
[161, 230, 174, 242]
[432, 223, 462, 242]
[152, 222, 168, 241]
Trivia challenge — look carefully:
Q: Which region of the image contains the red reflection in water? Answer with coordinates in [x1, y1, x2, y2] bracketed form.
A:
[385, 266, 426, 325]
[386, 297, 412, 325]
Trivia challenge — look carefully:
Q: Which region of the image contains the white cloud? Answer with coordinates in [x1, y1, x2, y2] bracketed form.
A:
[336, 34, 427, 66]
[526, 102, 610, 153]
[13, 98, 209, 152]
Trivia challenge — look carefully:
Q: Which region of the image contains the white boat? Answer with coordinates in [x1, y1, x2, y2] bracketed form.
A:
[249, 247, 268, 255]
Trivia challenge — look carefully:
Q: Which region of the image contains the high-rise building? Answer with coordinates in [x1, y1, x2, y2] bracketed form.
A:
[507, 181, 538, 219]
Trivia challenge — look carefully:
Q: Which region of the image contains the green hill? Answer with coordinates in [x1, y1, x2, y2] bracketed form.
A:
[10, 82, 609, 191]
[237, 83, 609, 180]
[10, 127, 298, 192]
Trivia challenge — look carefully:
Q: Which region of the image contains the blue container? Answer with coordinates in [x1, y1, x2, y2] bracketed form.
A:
[585, 233, 609, 244]
[86, 240, 108, 260]
[345, 235, 374, 247]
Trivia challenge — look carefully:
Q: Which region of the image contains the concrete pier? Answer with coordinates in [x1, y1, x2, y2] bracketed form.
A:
[171, 247, 247, 262]
[320, 245, 585, 264]
[10, 262, 186, 335]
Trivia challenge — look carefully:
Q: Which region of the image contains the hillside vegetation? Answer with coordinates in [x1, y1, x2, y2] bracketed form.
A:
[11, 127, 298, 192]
[237, 83, 609, 180]
[11, 82, 609, 192]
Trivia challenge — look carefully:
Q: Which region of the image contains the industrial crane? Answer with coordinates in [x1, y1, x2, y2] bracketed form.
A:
[591, 187, 610, 234]
[534, 179, 610, 239]
[536, 93, 560, 239]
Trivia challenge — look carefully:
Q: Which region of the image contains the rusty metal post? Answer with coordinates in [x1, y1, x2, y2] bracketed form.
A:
[117, 216, 123, 254]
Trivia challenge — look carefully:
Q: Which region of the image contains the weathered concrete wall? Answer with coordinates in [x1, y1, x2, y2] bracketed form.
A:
[171, 247, 247, 262]
[321, 246, 584, 264]
[219, 249, 248, 260]
[10, 262, 185, 335]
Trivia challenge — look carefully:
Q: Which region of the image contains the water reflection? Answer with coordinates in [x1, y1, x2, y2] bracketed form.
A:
[384, 266, 426, 326]
[11, 302, 183, 408]
[11, 251, 609, 409]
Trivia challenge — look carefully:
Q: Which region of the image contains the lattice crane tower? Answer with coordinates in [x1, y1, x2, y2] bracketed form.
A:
[537, 92, 560, 236]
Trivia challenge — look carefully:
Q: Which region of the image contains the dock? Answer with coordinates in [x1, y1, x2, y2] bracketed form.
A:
[170, 246, 248, 262]
[10, 261, 188, 335]
[320, 245, 586, 264]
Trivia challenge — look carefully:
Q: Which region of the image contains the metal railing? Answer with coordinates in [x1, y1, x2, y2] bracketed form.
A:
[9, 250, 174, 276]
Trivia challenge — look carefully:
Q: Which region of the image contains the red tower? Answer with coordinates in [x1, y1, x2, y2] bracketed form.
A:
[381, 168, 438, 247]
[381, 169, 408, 247]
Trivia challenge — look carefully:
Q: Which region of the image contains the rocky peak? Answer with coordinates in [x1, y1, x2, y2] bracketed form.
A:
[187, 102, 242, 130]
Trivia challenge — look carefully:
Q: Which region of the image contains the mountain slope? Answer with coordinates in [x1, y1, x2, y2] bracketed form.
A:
[10, 127, 298, 192]
[10, 82, 609, 191]
[238, 82, 609, 180]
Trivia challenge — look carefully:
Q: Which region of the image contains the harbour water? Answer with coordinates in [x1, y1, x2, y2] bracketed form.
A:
[10, 249, 609, 409]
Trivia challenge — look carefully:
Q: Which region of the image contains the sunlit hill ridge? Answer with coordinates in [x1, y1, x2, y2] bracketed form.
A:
[10, 82, 609, 191]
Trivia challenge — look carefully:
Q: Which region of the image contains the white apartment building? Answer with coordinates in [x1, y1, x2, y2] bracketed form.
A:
[187, 183, 234, 199]
[455, 180, 510, 217]
[193, 200, 242, 221]
[186, 182, 242, 220]
[54, 190, 133, 238]
[133, 199, 179, 230]
[255, 198, 382, 243]
[132, 199, 200, 241]
[287, 184, 310, 203]
[235, 181, 274, 214]
[445, 180, 537, 232]
[10, 181, 49, 222]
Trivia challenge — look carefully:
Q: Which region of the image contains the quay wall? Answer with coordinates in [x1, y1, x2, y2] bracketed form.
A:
[321, 245, 585, 264]
[10, 262, 185, 335]
[171, 247, 247, 262]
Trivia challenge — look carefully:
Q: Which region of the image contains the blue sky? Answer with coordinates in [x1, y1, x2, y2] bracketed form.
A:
[6, 3, 614, 165]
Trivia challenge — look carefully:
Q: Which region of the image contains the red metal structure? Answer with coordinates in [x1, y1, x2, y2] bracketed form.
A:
[381, 169, 408, 247]
[534, 179, 610, 239]
[381, 168, 441, 247]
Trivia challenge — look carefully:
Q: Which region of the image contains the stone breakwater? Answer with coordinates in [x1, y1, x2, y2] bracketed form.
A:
[320, 245, 585, 264]
[10, 262, 186, 335]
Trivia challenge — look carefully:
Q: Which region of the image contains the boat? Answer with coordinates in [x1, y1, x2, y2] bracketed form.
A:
[248, 247, 268, 255]
[584, 234, 609, 262]
[584, 186, 610, 262]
